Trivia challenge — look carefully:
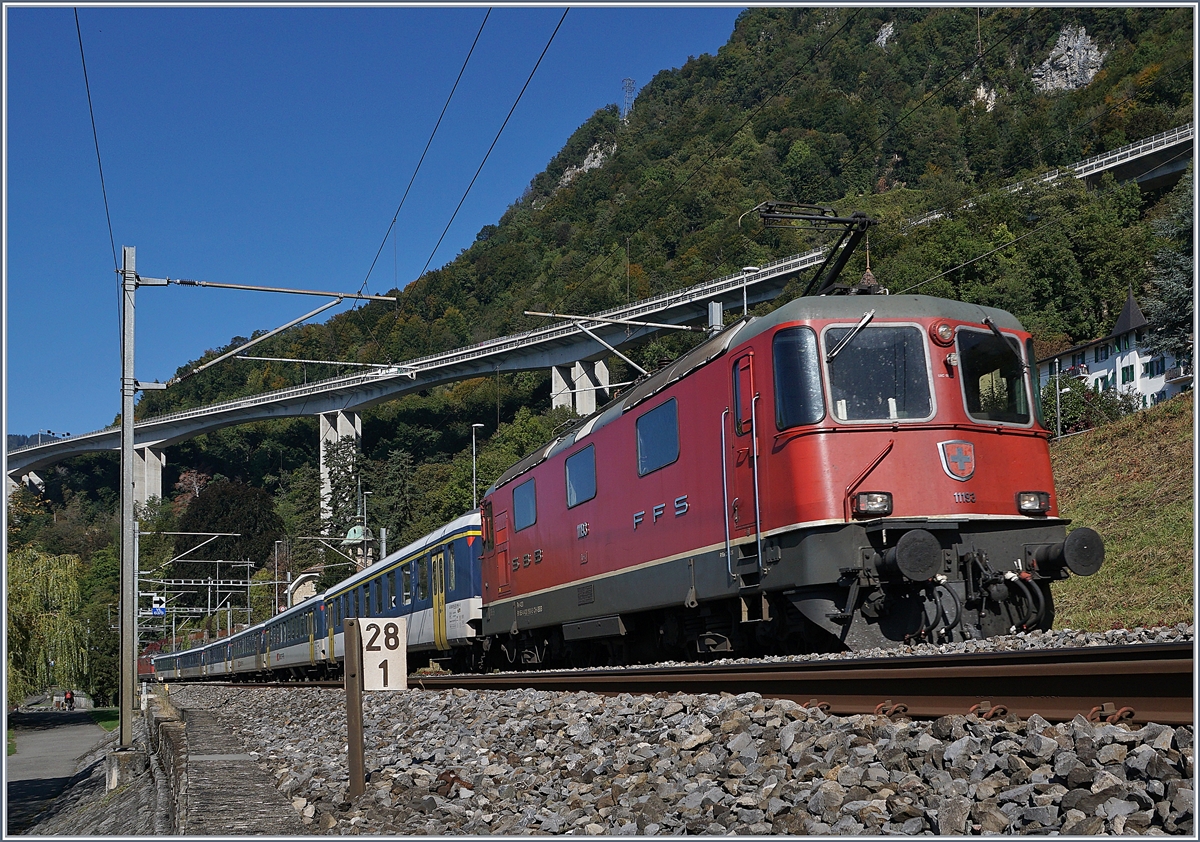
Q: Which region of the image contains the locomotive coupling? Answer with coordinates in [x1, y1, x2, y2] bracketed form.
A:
[1032, 527, 1105, 577]
[878, 529, 943, 582]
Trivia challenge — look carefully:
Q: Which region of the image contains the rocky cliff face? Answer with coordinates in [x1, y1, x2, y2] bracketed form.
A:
[1032, 26, 1107, 92]
[557, 141, 617, 190]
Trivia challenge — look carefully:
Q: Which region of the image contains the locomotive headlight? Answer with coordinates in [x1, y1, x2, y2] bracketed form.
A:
[852, 491, 893, 516]
[1017, 491, 1051, 514]
[930, 321, 955, 346]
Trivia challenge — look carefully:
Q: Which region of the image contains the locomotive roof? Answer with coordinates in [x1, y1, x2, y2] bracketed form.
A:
[487, 318, 751, 493]
[485, 294, 1025, 495]
[736, 293, 1025, 345]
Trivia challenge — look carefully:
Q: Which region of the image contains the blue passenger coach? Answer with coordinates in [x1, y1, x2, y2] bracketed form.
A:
[152, 512, 483, 680]
[324, 511, 484, 671]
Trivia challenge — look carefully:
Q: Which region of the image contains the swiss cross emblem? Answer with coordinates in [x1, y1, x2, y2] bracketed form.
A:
[938, 440, 975, 481]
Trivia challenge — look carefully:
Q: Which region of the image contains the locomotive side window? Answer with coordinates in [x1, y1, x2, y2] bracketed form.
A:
[636, 398, 680, 475]
[565, 445, 597, 507]
[957, 328, 1031, 424]
[825, 326, 932, 421]
[732, 355, 754, 435]
[773, 327, 824, 428]
[513, 478, 538, 531]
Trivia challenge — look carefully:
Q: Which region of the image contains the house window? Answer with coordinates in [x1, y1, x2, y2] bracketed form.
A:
[1094, 345, 1110, 363]
[1121, 364, 1134, 384]
[513, 478, 537, 531]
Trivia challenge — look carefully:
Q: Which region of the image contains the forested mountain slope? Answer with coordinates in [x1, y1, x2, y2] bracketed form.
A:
[137, 6, 1191, 420]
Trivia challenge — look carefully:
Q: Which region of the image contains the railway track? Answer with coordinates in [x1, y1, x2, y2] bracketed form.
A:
[198, 642, 1193, 725]
[411, 643, 1194, 726]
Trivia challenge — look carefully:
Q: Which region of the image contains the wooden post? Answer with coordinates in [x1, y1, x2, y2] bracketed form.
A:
[344, 619, 366, 799]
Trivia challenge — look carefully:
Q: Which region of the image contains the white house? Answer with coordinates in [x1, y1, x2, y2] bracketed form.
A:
[1036, 290, 1193, 408]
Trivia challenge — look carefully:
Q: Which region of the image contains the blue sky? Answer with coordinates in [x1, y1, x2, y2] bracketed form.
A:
[5, 4, 744, 439]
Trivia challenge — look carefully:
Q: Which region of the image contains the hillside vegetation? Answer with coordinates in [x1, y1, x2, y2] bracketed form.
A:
[1050, 392, 1194, 630]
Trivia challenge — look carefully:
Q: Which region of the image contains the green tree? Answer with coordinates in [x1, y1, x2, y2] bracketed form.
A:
[172, 480, 285, 600]
[7, 548, 86, 706]
[1143, 167, 1193, 364]
[1041, 379, 1142, 435]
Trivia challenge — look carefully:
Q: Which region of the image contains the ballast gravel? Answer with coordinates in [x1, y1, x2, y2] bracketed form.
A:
[166, 624, 1195, 836]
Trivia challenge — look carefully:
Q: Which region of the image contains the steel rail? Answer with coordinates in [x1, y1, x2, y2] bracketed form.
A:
[408, 643, 1193, 725]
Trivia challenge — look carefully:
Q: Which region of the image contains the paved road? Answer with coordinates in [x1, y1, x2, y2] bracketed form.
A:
[5, 710, 107, 834]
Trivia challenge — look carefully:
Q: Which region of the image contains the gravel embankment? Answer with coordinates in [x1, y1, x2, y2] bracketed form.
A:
[168, 624, 1195, 836]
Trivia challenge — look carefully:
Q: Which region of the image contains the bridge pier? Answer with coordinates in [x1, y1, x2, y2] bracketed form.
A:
[551, 360, 609, 415]
[134, 446, 166, 505]
[318, 410, 361, 522]
[5, 472, 43, 499]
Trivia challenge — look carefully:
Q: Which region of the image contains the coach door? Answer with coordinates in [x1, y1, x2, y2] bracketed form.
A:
[494, 511, 511, 596]
[729, 353, 759, 535]
[432, 548, 448, 650]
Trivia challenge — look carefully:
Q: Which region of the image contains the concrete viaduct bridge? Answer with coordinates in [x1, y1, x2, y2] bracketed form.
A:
[8, 123, 1193, 502]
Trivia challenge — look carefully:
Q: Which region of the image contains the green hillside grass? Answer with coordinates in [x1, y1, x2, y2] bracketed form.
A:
[1049, 391, 1194, 630]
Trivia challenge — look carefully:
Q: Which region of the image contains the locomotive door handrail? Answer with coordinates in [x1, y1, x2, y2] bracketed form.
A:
[751, 393, 763, 578]
[721, 408, 733, 581]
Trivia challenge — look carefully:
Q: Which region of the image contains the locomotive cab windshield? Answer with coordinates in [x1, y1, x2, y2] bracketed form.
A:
[823, 323, 933, 422]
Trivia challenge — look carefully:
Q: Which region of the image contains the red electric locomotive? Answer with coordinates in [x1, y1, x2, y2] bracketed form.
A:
[478, 251, 1104, 669]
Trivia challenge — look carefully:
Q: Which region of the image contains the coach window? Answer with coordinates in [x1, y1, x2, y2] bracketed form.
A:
[513, 478, 537, 531]
[825, 325, 931, 422]
[401, 564, 413, 605]
[565, 445, 597, 507]
[773, 327, 824, 428]
[418, 556, 429, 600]
[636, 398, 680, 475]
[957, 328, 1031, 425]
[447, 543, 456, 592]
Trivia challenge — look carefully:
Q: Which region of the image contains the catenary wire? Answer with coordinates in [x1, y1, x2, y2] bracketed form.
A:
[358, 8, 492, 295]
[358, 8, 568, 369]
[894, 145, 1194, 296]
[345, 8, 492, 365]
[417, 8, 570, 282]
[75, 6, 121, 359]
[562, 9, 863, 302]
[75, 8, 117, 274]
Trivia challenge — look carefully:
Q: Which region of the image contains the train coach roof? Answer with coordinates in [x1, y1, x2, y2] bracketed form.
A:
[324, 510, 481, 599]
